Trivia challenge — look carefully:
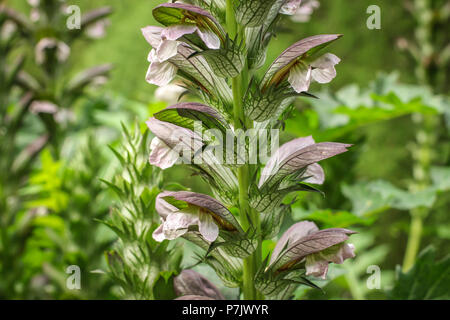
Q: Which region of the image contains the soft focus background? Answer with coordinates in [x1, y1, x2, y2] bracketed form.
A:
[1, 0, 449, 299]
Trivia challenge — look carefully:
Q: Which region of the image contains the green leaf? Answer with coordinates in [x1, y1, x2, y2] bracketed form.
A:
[153, 102, 229, 134]
[430, 166, 450, 191]
[342, 180, 438, 216]
[169, 44, 233, 113]
[389, 246, 450, 300]
[236, 0, 278, 27]
[191, 37, 244, 78]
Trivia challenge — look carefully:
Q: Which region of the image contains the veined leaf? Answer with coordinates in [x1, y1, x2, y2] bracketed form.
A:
[153, 102, 229, 134]
[153, 3, 222, 29]
[236, 0, 278, 27]
[191, 36, 244, 78]
[244, 81, 308, 122]
[170, 44, 233, 113]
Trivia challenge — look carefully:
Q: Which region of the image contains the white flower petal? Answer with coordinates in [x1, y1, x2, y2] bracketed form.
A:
[141, 26, 163, 48]
[311, 53, 340, 84]
[155, 84, 187, 104]
[145, 60, 177, 86]
[161, 24, 197, 41]
[155, 191, 180, 220]
[163, 211, 199, 240]
[196, 28, 220, 49]
[323, 243, 355, 264]
[156, 40, 179, 62]
[288, 63, 312, 93]
[198, 212, 219, 242]
[280, 0, 303, 15]
[305, 254, 329, 279]
[302, 163, 325, 184]
[152, 224, 166, 242]
[149, 137, 180, 169]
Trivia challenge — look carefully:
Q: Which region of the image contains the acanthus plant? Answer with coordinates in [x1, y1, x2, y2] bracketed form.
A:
[141, 0, 356, 300]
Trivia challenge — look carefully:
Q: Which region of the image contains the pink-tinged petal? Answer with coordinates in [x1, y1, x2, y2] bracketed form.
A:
[145, 60, 177, 86]
[305, 254, 329, 279]
[280, 0, 302, 15]
[305, 242, 355, 279]
[57, 41, 70, 62]
[163, 211, 199, 240]
[269, 221, 319, 265]
[141, 26, 163, 48]
[302, 163, 325, 184]
[323, 243, 355, 264]
[174, 270, 225, 300]
[152, 224, 166, 242]
[155, 84, 187, 104]
[30, 101, 59, 114]
[146, 118, 203, 158]
[156, 39, 179, 62]
[147, 49, 157, 62]
[291, 0, 320, 22]
[198, 212, 219, 242]
[288, 63, 312, 93]
[196, 28, 220, 49]
[149, 137, 180, 169]
[259, 136, 315, 187]
[155, 191, 179, 220]
[311, 53, 340, 84]
[175, 295, 215, 300]
[161, 24, 197, 41]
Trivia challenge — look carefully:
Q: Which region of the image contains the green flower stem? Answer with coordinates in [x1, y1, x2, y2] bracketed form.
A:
[226, 0, 262, 300]
[402, 0, 438, 272]
[402, 213, 424, 272]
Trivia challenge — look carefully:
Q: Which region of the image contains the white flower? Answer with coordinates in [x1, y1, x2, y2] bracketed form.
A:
[149, 137, 180, 169]
[292, 0, 320, 22]
[280, 0, 320, 22]
[30, 8, 40, 22]
[152, 192, 220, 242]
[269, 221, 356, 278]
[305, 243, 355, 279]
[27, 0, 40, 7]
[30, 101, 58, 114]
[288, 53, 340, 93]
[35, 38, 70, 65]
[142, 22, 219, 63]
[145, 49, 178, 86]
[86, 19, 110, 39]
[155, 83, 187, 104]
[280, 0, 303, 15]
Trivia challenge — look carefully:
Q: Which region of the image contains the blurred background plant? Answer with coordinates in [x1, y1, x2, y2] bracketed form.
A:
[103, 123, 183, 299]
[0, 0, 448, 299]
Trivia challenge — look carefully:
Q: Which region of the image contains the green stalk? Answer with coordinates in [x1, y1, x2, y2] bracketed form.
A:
[226, 0, 262, 300]
[402, 0, 437, 272]
[402, 213, 424, 271]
